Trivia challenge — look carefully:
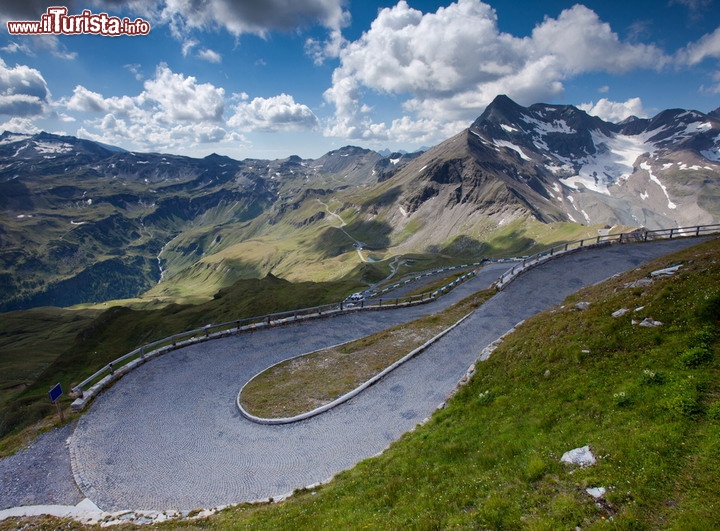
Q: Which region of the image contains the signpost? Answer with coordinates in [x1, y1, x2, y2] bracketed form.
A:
[49, 383, 64, 422]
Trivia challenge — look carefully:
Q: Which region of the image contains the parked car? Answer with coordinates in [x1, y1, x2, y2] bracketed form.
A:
[345, 292, 364, 303]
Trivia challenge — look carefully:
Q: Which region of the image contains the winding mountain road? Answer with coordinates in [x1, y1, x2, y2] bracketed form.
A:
[0, 237, 709, 514]
[317, 199, 367, 262]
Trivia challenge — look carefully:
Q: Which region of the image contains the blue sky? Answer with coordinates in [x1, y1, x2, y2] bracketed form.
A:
[0, 0, 719, 160]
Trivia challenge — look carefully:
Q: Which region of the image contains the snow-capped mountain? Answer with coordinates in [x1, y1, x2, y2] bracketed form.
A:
[1, 95, 719, 311]
[467, 94, 720, 227]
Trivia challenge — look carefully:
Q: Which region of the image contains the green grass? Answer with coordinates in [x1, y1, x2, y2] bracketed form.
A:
[4, 238, 720, 530]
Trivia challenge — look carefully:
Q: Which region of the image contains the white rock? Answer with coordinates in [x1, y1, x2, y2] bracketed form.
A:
[624, 278, 653, 289]
[639, 317, 663, 327]
[561, 445, 596, 467]
[651, 264, 682, 277]
[586, 487, 606, 498]
[612, 308, 629, 317]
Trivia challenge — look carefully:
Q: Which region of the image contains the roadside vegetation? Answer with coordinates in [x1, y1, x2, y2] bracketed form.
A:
[240, 286, 495, 418]
[2, 237, 719, 530]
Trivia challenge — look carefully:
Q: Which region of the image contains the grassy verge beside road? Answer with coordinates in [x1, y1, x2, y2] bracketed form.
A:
[239, 287, 495, 418]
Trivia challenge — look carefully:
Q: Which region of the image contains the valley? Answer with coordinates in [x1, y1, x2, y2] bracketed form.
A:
[0, 96, 718, 313]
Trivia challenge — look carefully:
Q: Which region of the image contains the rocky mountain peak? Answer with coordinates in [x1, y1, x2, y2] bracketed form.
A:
[473, 94, 527, 128]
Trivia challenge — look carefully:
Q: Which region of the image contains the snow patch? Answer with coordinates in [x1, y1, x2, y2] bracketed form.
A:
[495, 140, 532, 161]
[34, 141, 74, 154]
[559, 130, 653, 195]
[640, 162, 676, 209]
[522, 115, 575, 135]
[500, 124, 519, 133]
[703, 134, 720, 161]
[0, 133, 31, 145]
[390, 157, 400, 165]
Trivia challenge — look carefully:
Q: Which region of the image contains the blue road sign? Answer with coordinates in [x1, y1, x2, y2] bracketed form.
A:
[49, 383, 63, 403]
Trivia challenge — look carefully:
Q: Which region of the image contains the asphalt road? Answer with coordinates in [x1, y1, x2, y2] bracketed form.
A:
[1, 237, 708, 513]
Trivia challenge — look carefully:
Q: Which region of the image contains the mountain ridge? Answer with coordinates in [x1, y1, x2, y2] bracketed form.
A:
[1, 95, 719, 310]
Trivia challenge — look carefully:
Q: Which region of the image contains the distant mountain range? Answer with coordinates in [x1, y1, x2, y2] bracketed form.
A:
[1, 95, 718, 311]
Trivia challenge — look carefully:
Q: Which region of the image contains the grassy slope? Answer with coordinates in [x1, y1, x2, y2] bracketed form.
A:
[0, 308, 99, 410]
[0, 275, 363, 442]
[141, 237, 717, 530]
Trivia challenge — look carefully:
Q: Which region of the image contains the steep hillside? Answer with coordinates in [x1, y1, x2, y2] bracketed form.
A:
[0, 133, 379, 310]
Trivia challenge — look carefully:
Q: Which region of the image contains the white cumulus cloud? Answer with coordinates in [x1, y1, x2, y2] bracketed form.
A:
[0, 58, 51, 116]
[152, 0, 349, 38]
[198, 48, 222, 63]
[323, 0, 671, 143]
[578, 97, 650, 122]
[142, 64, 225, 122]
[676, 26, 720, 65]
[229, 93, 319, 132]
[64, 85, 139, 118]
[59, 64, 233, 152]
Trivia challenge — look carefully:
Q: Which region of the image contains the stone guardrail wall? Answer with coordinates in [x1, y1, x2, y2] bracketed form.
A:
[70, 268, 480, 411]
[494, 223, 720, 291]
